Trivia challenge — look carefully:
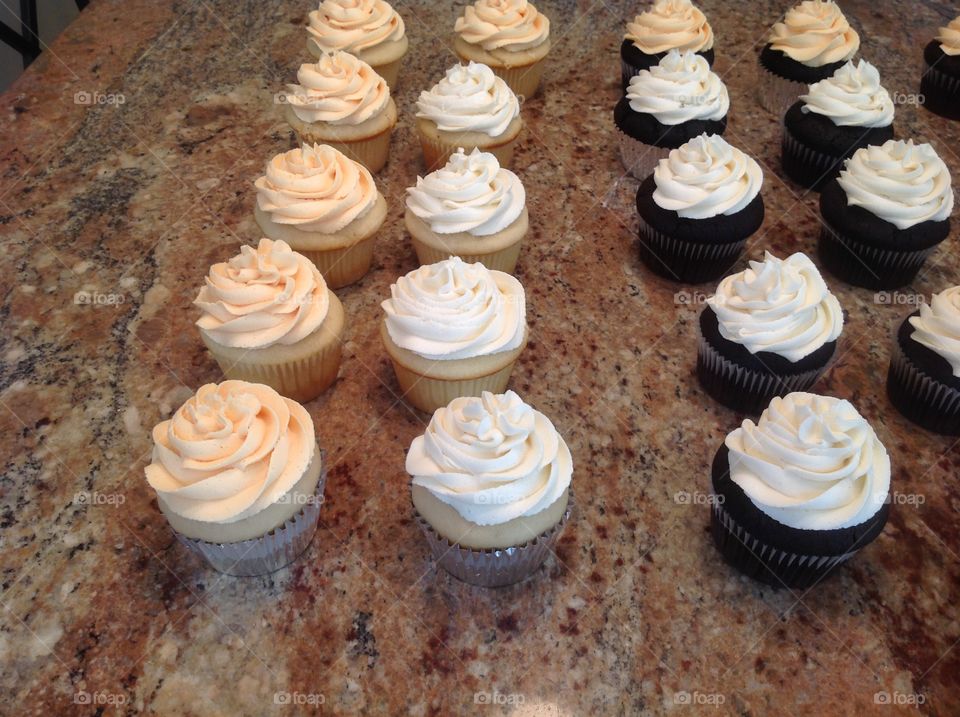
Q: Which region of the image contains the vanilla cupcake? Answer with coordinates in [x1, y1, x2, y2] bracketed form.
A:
[195, 239, 344, 403]
[453, 0, 551, 99]
[620, 0, 714, 88]
[145, 380, 326, 576]
[306, 0, 408, 88]
[415, 62, 523, 170]
[254, 143, 387, 288]
[380, 257, 527, 412]
[408, 390, 573, 586]
[405, 148, 527, 273]
[283, 51, 397, 172]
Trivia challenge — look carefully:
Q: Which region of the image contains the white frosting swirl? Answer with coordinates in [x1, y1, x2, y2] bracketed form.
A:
[625, 49, 728, 125]
[145, 381, 316, 524]
[652, 134, 762, 219]
[455, 0, 550, 52]
[909, 286, 960, 376]
[837, 140, 954, 230]
[625, 0, 714, 54]
[800, 60, 894, 127]
[381, 256, 525, 361]
[938, 16, 960, 56]
[725, 392, 890, 531]
[307, 0, 405, 54]
[707, 252, 843, 361]
[407, 390, 572, 526]
[769, 0, 859, 67]
[195, 239, 330, 350]
[416, 62, 520, 137]
[285, 51, 390, 125]
[406, 148, 525, 236]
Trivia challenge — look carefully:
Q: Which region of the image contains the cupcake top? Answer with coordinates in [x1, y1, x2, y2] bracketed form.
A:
[707, 252, 843, 361]
[454, 0, 550, 52]
[725, 392, 890, 531]
[837, 139, 954, 230]
[652, 134, 761, 219]
[416, 62, 520, 137]
[254, 143, 379, 234]
[909, 286, 960, 376]
[769, 1, 859, 67]
[938, 16, 960, 56]
[145, 381, 316, 525]
[624, 49, 728, 125]
[406, 390, 572, 526]
[285, 51, 390, 126]
[800, 59, 893, 128]
[195, 239, 330, 349]
[381, 256, 525, 361]
[307, 0, 405, 54]
[406, 148, 525, 236]
[624, 0, 713, 54]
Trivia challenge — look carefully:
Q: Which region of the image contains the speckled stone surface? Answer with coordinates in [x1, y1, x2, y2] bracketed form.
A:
[2, 0, 959, 715]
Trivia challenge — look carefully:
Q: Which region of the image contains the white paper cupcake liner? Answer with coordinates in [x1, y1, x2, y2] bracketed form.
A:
[617, 130, 672, 180]
[637, 214, 745, 282]
[888, 337, 960, 433]
[757, 63, 806, 117]
[819, 218, 937, 287]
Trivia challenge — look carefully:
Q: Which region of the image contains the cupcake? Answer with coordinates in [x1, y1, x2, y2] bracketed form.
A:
[711, 392, 890, 589]
[415, 62, 523, 170]
[405, 148, 527, 273]
[254, 143, 387, 289]
[620, 0, 714, 89]
[819, 139, 953, 289]
[635, 134, 763, 283]
[920, 16, 960, 121]
[306, 0, 408, 89]
[145, 380, 326, 576]
[782, 60, 895, 190]
[453, 0, 551, 99]
[408, 390, 573, 587]
[887, 286, 960, 435]
[614, 49, 729, 179]
[758, 1, 859, 117]
[380, 257, 527, 413]
[283, 51, 398, 172]
[195, 239, 344, 403]
[698, 252, 843, 414]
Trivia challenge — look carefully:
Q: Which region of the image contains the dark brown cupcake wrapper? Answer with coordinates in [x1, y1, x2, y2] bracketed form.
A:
[638, 214, 746, 283]
[923, 62, 960, 94]
[887, 337, 960, 435]
[781, 124, 844, 189]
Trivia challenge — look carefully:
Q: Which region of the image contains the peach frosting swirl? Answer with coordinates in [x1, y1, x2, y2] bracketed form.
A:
[938, 17, 960, 56]
[769, 0, 859, 67]
[285, 51, 390, 125]
[625, 0, 714, 54]
[307, 0, 405, 54]
[455, 0, 550, 52]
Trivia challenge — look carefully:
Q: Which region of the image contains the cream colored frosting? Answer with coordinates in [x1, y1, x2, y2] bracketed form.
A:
[625, 0, 713, 54]
[415, 62, 520, 137]
[407, 390, 572, 526]
[909, 286, 960, 376]
[800, 60, 893, 127]
[145, 381, 316, 525]
[195, 239, 330, 350]
[254, 143, 378, 234]
[938, 16, 960, 56]
[307, 0, 405, 54]
[455, 0, 549, 52]
[837, 140, 954, 230]
[285, 51, 390, 125]
[725, 392, 890, 531]
[625, 49, 728, 124]
[381, 256, 526, 361]
[769, 0, 859, 67]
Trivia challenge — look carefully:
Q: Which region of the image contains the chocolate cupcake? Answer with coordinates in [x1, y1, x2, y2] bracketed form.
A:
[920, 16, 960, 121]
[711, 392, 890, 589]
[636, 134, 763, 283]
[698, 252, 843, 414]
[620, 0, 714, 89]
[782, 60, 894, 190]
[819, 140, 954, 289]
[887, 287, 960, 435]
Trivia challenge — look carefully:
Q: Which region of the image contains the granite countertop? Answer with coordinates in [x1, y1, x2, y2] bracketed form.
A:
[2, 0, 960, 714]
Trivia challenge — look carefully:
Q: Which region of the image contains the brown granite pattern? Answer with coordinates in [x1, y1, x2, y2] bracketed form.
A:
[1, 0, 959, 714]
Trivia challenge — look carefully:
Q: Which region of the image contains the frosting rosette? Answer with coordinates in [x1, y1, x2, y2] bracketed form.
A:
[145, 381, 316, 524]
[800, 59, 893, 127]
[836, 139, 954, 230]
[707, 252, 843, 361]
[416, 62, 520, 137]
[195, 239, 330, 349]
[382, 256, 525, 360]
[254, 143, 378, 234]
[625, 49, 728, 125]
[652, 134, 762, 219]
[725, 392, 890, 531]
[406, 148, 525, 236]
[285, 51, 390, 125]
[938, 16, 960, 56]
[455, 0, 549, 52]
[407, 390, 572, 526]
[307, 0, 405, 54]
[625, 0, 713, 54]
[909, 286, 960, 376]
[769, 0, 859, 67]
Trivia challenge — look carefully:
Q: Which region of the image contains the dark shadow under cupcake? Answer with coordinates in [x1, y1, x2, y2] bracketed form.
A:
[921, 40, 960, 121]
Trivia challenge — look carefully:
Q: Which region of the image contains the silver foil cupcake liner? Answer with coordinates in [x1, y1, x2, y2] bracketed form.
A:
[617, 130, 672, 180]
[818, 219, 937, 288]
[756, 63, 806, 117]
[888, 336, 960, 434]
[637, 214, 746, 283]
